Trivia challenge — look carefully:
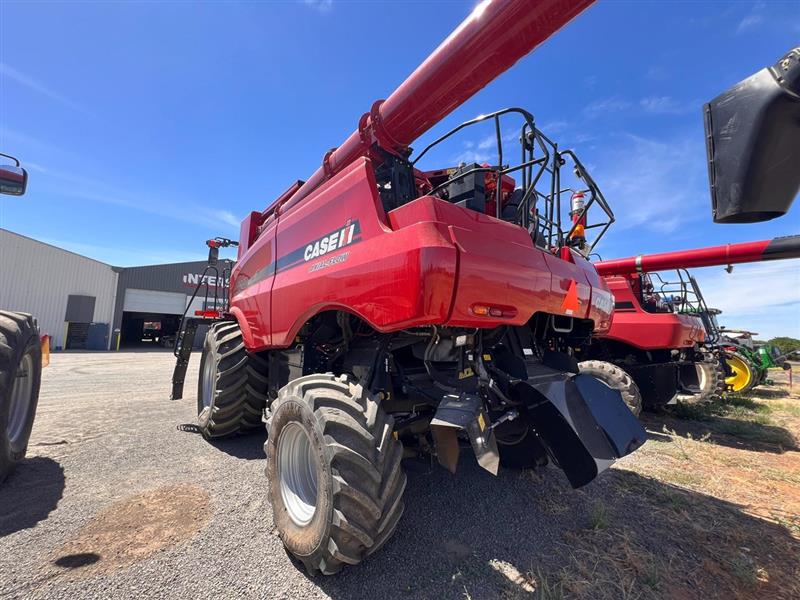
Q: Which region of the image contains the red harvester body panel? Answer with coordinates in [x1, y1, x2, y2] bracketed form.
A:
[232, 159, 614, 351]
[601, 275, 705, 350]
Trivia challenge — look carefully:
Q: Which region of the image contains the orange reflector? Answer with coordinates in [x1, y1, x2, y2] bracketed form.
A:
[40, 335, 50, 368]
[471, 305, 490, 316]
[560, 280, 580, 315]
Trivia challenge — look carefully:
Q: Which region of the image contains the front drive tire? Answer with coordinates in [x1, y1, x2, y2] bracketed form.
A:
[578, 360, 643, 417]
[197, 321, 268, 439]
[0, 311, 43, 484]
[266, 374, 406, 575]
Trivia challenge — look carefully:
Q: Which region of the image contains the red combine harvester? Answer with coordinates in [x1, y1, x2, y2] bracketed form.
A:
[583, 236, 800, 413]
[168, 1, 799, 574]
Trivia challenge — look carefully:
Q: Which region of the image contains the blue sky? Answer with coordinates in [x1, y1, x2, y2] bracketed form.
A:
[1, 0, 798, 338]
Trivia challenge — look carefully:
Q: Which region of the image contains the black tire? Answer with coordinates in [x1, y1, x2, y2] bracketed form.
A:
[197, 321, 268, 439]
[0, 311, 42, 484]
[578, 360, 642, 417]
[677, 354, 726, 404]
[696, 354, 726, 402]
[265, 374, 406, 575]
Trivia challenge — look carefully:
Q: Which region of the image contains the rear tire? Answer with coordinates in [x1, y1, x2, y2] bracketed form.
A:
[0, 311, 42, 484]
[265, 374, 406, 575]
[578, 360, 642, 417]
[196, 321, 268, 439]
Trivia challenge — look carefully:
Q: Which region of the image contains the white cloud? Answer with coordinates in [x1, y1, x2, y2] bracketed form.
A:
[736, 13, 764, 33]
[591, 133, 707, 235]
[31, 166, 240, 231]
[36, 236, 209, 267]
[582, 97, 632, 118]
[639, 96, 696, 115]
[538, 120, 568, 135]
[208, 209, 241, 228]
[0, 63, 88, 114]
[304, 0, 333, 13]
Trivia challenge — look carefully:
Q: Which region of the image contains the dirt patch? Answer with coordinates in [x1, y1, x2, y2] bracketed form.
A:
[52, 484, 211, 577]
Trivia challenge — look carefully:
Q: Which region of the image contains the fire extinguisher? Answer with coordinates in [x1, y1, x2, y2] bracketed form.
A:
[569, 191, 587, 253]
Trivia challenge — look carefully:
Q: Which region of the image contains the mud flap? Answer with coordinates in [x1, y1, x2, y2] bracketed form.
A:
[512, 369, 646, 488]
[431, 394, 500, 475]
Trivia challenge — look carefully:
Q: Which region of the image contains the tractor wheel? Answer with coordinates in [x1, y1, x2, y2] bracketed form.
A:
[196, 320, 268, 439]
[723, 351, 757, 394]
[678, 355, 726, 404]
[265, 374, 406, 575]
[0, 311, 42, 484]
[578, 360, 642, 417]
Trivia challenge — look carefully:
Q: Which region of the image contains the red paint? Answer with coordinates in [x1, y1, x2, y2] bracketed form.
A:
[594, 237, 799, 276]
[600, 274, 705, 350]
[230, 159, 614, 351]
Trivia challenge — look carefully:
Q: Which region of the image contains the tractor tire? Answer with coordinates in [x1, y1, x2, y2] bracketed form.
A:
[0, 311, 42, 484]
[578, 360, 642, 417]
[678, 355, 726, 404]
[723, 351, 757, 394]
[196, 320, 268, 439]
[265, 373, 406, 575]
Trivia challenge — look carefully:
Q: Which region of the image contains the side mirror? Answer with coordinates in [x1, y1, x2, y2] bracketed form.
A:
[705, 47, 800, 223]
[0, 154, 28, 196]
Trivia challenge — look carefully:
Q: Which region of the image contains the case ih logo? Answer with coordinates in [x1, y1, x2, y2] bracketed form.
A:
[303, 220, 359, 262]
[183, 273, 229, 288]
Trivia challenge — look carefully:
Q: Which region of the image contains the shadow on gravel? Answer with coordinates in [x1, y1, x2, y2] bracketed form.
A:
[306, 459, 800, 600]
[0, 457, 65, 537]
[209, 429, 267, 460]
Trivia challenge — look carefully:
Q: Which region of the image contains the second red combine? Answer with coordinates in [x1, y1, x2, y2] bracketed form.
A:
[584, 236, 800, 413]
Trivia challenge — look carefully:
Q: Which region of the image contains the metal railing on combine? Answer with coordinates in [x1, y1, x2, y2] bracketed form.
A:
[411, 107, 614, 255]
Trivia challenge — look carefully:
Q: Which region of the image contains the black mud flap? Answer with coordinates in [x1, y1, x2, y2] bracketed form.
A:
[706, 47, 800, 223]
[511, 370, 646, 488]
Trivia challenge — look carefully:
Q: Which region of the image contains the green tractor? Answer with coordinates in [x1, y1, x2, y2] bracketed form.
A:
[704, 312, 798, 393]
[722, 329, 800, 393]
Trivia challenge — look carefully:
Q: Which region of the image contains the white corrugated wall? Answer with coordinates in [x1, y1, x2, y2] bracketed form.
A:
[0, 229, 118, 349]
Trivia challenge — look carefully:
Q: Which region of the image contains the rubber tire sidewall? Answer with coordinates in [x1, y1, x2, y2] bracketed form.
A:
[0, 327, 42, 483]
[197, 335, 216, 430]
[578, 360, 643, 417]
[266, 397, 334, 562]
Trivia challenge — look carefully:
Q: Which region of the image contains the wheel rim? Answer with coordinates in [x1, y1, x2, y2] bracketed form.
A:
[8, 353, 34, 445]
[277, 422, 319, 526]
[201, 350, 217, 410]
[725, 355, 752, 392]
[697, 364, 708, 391]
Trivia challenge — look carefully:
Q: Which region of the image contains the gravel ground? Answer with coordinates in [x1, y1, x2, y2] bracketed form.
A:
[0, 352, 797, 599]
